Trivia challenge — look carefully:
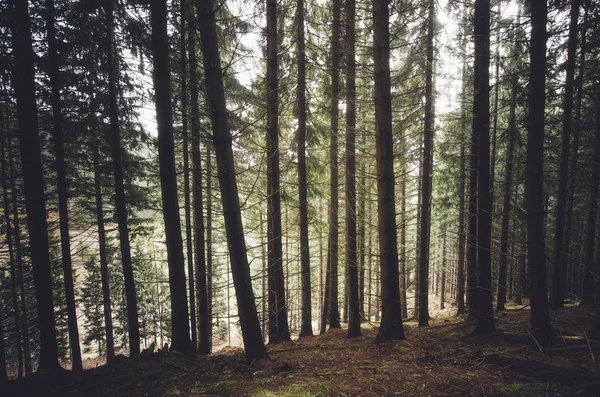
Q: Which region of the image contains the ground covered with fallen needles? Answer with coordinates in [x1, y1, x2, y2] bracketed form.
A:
[5, 302, 600, 396]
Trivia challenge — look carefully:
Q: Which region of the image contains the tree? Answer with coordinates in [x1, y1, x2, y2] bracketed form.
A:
[418, 0, 435, 327]
[526, 0, 551, 346]
[346, 0, 360, 338]
[327, 0, 342, 331]
[180, 0, 197, 353]
[296, 0, 313, 338]
[497, 51, 519, 313]
[373, 0, 405, 342]
[103, 0, 140, 356]
[188, 0, 209, 355]
[473, 0, 494, 334]
[197, 0, 268, 362]
[550, 0, 580, 310]
[10, 0, 60, 372]
[266, 0, 291, 343]
[44, 0, 82, 371]
[93, 142, 115, 363]
[149, 0, 191, 354]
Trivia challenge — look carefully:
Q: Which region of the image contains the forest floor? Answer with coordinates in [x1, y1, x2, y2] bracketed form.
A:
[5, 300, 600, 397]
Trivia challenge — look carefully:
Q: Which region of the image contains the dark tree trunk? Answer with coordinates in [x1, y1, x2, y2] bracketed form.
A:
[266, 0, 291, 343]
[489, 2, 500, 202]
[583, 93, 600, 305]
[400, 143, 408, 318]
[466, 72, 479, 319]
[373, 0, 405, 342]
[345, 0, 360, 338]
[473, 0, 494, 334]
[320, 241, 331, 334]
[8, 132, 30, 375]
[296, 0, 313, 338]
[11, 0, 60, 372]
[189, 0, 210, 355]
[93, 143, 115, 364]
[527, 0, 552, 346]
[104, 0, 140, 356]
[149, 0, 191, 354]
[1, 116, 23, 377]
[197, 0, 268, 362]
[440, 233, 446, 310]
[457, 142, 466, 315]
[327, 0, 342, 330]
[206, 143, 213, 352]
[595, 89, 600, 333]
[45, 0, 83, 371]
[563, 8, 587, 301]
[359, 129, 367, 318]
[551, 0, 580, 310]
[497, 71, 518, 312]
[418, 0, 435, 327]
[181, 0, 197, 353]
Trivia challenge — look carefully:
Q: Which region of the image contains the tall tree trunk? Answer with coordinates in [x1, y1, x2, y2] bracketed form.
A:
[594, 87, 600, 334]
[206, 143, 213, 352]
[373, 0, 405, 341]
[551, 0, 580, 309]
[489, 2, 501, 202]
[497, 70, 518, 312]
[93, 143, 115, 364]
[563, 7, 587, 301]
[345, 0, 360, 338]
[149, 0, 191, 354]
[527, 0, 552, 346]
[418, 0, 435, 327]
[11, 0, 60, 372]
[582, 94, 600, 305]
[327, 0, 342, 330]
[45, 0, 82, 371]
[296, 0, 313, 338]
[400, 142, 408, 318]
[8, 132, 30, 374]
[181, 0, 197, 353]
[473, 0, 494, 334]
[188, 0, 209, 355]
[320, 242, 332, 334]
[1, 116, 23, 377]
[359, 130, 367, 318]
[266, 0, 291, 342]
[104, 0, 140, 356]
[440, 232, 446, 310]
[457, 142, 466, 315]
[197, 0, 268, 362]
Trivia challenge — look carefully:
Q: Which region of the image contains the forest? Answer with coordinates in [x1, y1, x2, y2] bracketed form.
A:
[1, 0, 600, 395]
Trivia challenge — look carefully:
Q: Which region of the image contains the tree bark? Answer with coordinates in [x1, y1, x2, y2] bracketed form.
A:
[497, 68, 518, 312]
[373, 0, 405, 341]
[327, 0, 342, 330]
[473, 0, 494, 334]
[551, 0, 580, 310]
[296, 0, 313, 338]
[563, 7, 587, 301]
[93, 142, 115, 364]
[189, 0, 210, 355]
[181, 0, 197, 353]
[345, 0, 360, 338]
[418, 0, 435, 327]
[266, 0, 291, 343]
[149, 0, 191, 354]
[527, 0, 552, 346]
[104, 0, 140, 356]
[1, 115, 23, 377]
[45, 0, 83, 371]
[197, 0, 268, 362]
[11, 0, 60, 372]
